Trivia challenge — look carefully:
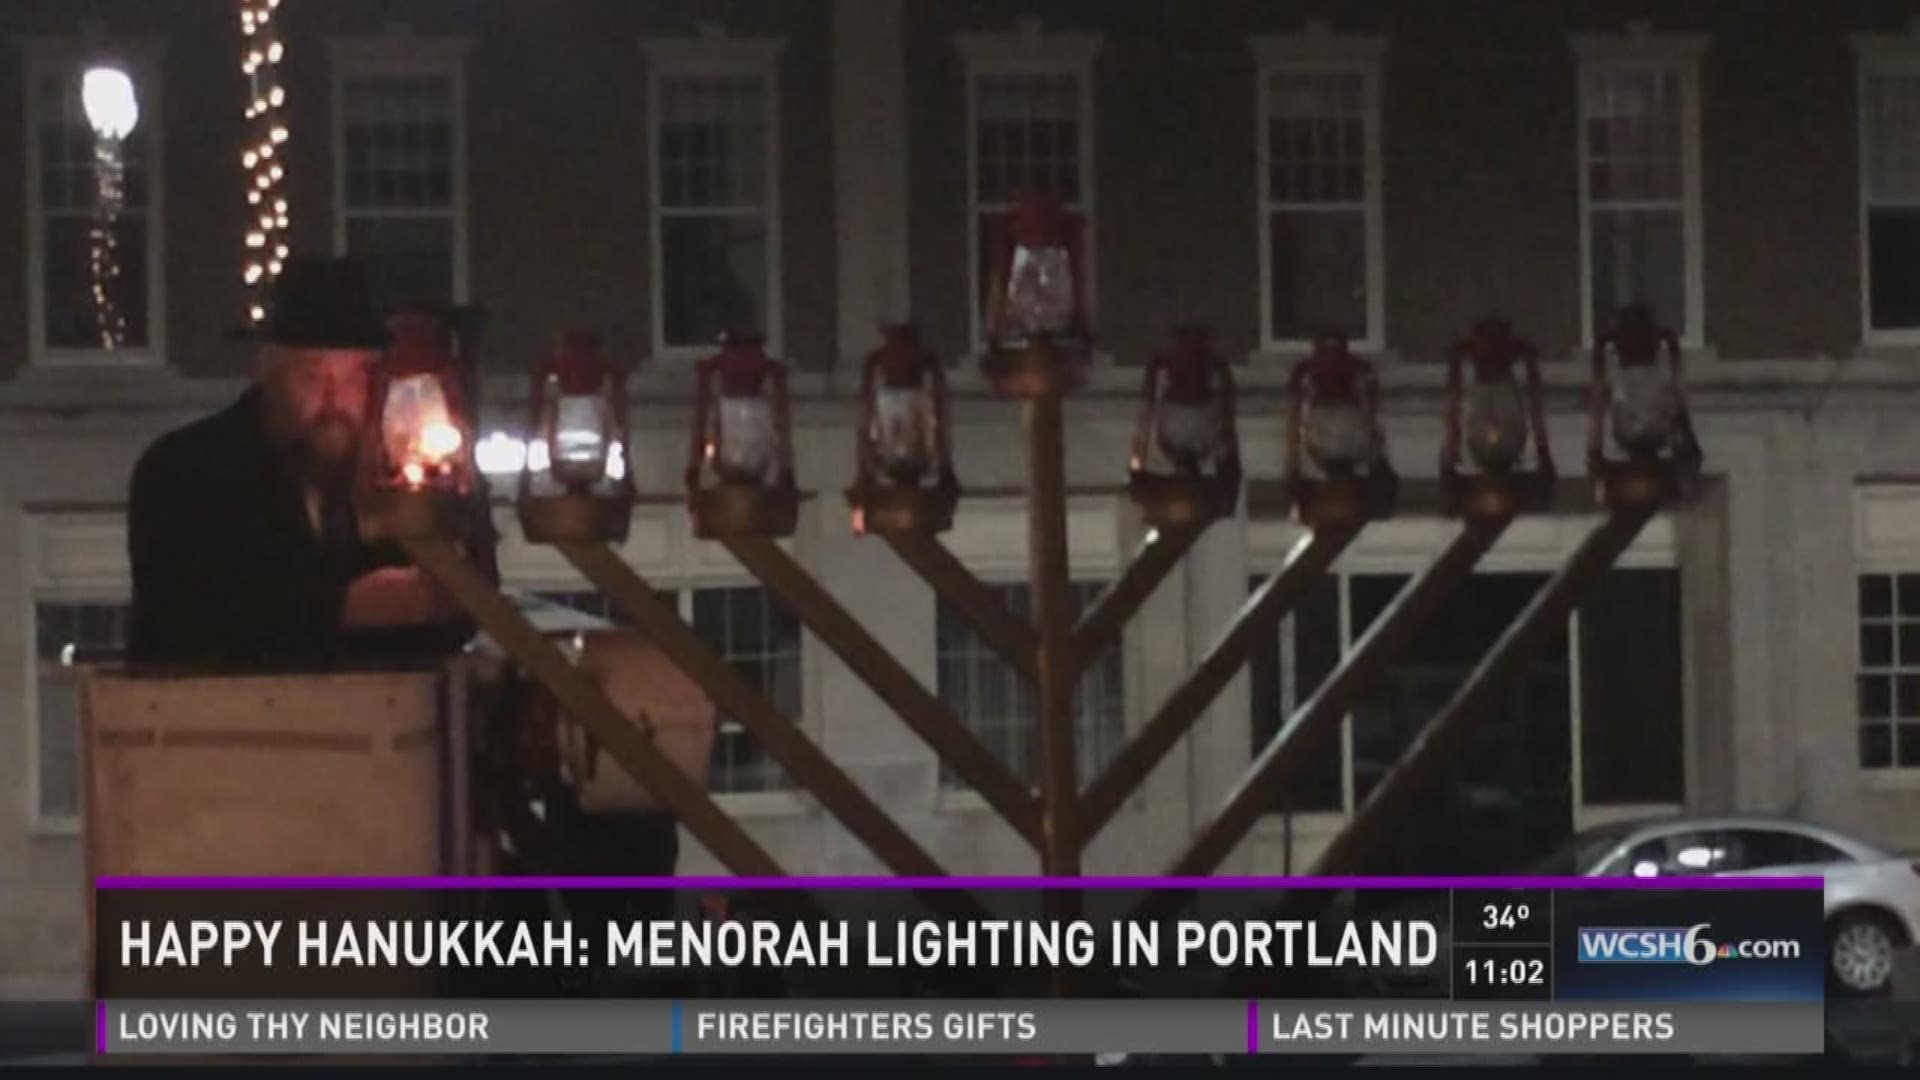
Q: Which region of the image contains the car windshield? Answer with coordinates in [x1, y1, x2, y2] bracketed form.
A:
[1527, 821, 1649, 874]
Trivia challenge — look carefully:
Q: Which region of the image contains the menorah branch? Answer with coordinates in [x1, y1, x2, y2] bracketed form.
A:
[723, 534, 1043, 847]
[1310, 500, 1661, 884]
[1069, 522, 1205, 682]
[558, 541, 984, 922]
[879, 529, 1040, 682]
[1134, 510, 1516, 920]
[401, 538, 797, 886]
[1077, 521, 1361, 844]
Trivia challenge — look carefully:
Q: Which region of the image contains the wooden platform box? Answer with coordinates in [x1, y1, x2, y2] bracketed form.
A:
[83, 667, 474, 881]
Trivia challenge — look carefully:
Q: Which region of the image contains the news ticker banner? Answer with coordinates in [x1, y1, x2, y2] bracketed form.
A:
[91, 875, 1825, 1055]
[98, 999, 1823, 1056]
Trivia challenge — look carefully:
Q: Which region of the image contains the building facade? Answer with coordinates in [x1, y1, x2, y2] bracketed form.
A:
[4, 0, 1920, 993]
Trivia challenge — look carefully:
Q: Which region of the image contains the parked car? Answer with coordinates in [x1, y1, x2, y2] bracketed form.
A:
[1534, 815, 1920, 996]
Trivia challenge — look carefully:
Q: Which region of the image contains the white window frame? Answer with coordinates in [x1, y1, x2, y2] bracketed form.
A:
[1852, 32, 1920, 347]
[22, 510, 132, 834]
[1248, 515, 1684, 828]
[22, 38, 168, 368]
[958, 20, 1101, 356]
[1851, 484, 1920, 777]
[327, 32, 473, 306]
[1573, 28, 1708, 350]
[1253, 27, 1387, 354]
[641, 30, 786, 362]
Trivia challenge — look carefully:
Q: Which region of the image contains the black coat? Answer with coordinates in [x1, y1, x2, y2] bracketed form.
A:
[127, 388, 488, 669]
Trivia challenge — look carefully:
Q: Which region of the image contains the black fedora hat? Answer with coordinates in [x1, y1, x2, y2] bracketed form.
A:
[232, 255, 390, 349]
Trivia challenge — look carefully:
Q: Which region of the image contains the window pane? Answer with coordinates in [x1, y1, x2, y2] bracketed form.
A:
[1899, 574, 1920, 617]
[1866, 74, 1920, 203]
[659, 75, 767, 210]
[1867, 209, 1920, 331]
[1583, 66, 1683, 202]
[1900, 723, 1920, 769]
[1862, 574, 1894, 619]
[691, 587, 800, 792]
[1269, 209, 1367, 341]
[1861, 722, 1892, 769]
[35, 600, 132, 819]
[1860, 674, 1893, 720]
[43, 214, 149, 351]
[1580, 570, 1684, 804]
[1247, 574, 1341, 812]
[1588, 208, 1685, 335]
[938, 581, 1122, 789]
[661, 215, 768, 348]
[975, 73, 1081, 206]
[1266, 70, 1366, 205]
[1349, 573, 1570, 874]
[345, 216, 455, 311]
[1719, 829, 1849, 871]
[1864, 623, 1895, 668]
[341, 75, 455, 211]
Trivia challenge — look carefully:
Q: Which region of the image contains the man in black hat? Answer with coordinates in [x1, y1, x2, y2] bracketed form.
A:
[127, 256, 478, 666]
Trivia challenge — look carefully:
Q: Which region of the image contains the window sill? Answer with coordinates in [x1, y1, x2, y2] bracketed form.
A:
[1861, 768, 1920, 791]
[934, 786, 993, 814]
[1252, 809, 1348, 838]
[28, 815, 81, 839]
[713, 789, 811, 817]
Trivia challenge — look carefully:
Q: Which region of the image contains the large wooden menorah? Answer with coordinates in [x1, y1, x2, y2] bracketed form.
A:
[374, 332, 1684, 937]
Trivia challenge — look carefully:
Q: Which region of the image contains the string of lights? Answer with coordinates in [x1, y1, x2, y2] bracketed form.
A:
[89, 137, 129, 350]
[240, 0, 291, 323]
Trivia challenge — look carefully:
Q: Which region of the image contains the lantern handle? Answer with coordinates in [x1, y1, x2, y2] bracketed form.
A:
[1129, 352, 1161, 476]
[1213, 351, 1242, 488]
[1517, 336, 1554, 475]
[854, 353, 880, 491]
[1440, 338, 1466, 479]
[929, 349, 957, 491]
[770, 360, 796, 488]
[686, 356, 715, 501]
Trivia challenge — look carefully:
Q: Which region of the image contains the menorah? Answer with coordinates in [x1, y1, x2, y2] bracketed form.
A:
[355, 323, 1693, 951]
[355, 204, 1698, 945]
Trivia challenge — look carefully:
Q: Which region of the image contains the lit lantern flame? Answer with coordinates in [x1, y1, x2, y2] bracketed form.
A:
[419, 420, 464, 461]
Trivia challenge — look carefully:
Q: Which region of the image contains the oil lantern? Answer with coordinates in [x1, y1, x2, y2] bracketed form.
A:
[519, 330, 635, 543]
[981, 188, 1091, 396]
[849, 323, 958, 535]
[686, 330, 797, 538]
[1127, 324, 1241, 525]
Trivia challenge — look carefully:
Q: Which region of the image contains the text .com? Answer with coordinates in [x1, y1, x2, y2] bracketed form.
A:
[1576, 925, 1803, 966]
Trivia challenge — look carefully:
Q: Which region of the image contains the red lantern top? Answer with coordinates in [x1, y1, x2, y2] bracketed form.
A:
[1602, 303, 1677, 368]
[1456, 316, 1534, 383]
[873, 323, 934, 387]
[386, 313, 454, 378]
[1291, 334, 1370, 403]
[1006, 187, 1078, 249]
[551, 330, 616, 395]
[1157, 325, 1220, 403]
[709, 331, 781, 396]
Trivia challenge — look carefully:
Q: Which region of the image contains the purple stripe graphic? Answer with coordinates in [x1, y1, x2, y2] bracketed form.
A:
[92, 874, 1822, 890]
[95, 1001, 105, 1055]
[1246, 1000, 1258, 1056]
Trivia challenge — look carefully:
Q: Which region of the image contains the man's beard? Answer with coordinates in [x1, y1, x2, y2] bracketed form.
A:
[285, 411, 360, 486]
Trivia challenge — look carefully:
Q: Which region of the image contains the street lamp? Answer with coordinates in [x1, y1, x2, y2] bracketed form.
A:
[686, 330, 798, 539]
[519, 331, 636, 543]
[848, 323, 958, 535]
[1127, 324, 1241, 526]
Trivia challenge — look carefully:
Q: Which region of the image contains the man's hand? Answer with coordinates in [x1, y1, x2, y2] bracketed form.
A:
[341, 566, 462, 629]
